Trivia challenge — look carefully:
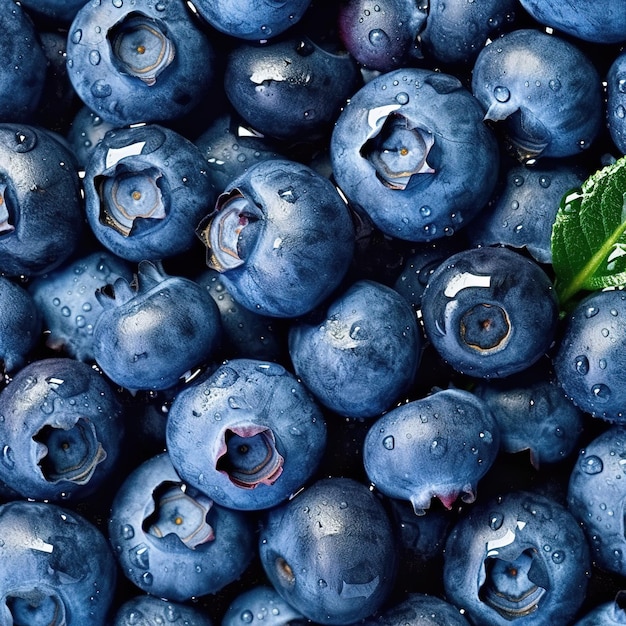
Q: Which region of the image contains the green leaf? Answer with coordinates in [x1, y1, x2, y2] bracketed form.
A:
[551, 155, 626, 307]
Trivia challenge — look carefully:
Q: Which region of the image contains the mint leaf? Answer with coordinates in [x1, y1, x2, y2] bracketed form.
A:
[551, 155, 626, 306]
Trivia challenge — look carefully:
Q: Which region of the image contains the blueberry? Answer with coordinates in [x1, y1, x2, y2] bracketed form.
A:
[0, 0, 47, 122]
[471, 29, 603, 160]
[19, 0, 86, 25]
[518, 0, 626, 44]
[288, 279, 422, 419]
[567, 426, 626, 577]
[109, 452, 255, 601]
[361, 592, 471, 626]
[222, 585, 305, 626]
[0, 124, 84, 277]
[330, 67, 499, 242]
[83, 124, 216, 262]
[29, 250, 134, 362]
[553, 288, 626, 422]
[467, 160, 588, 264]
[0, 276, 42, 374]
[224, 36, 362, 142]
[66, 0, 216, 126]
[337, 0, 427, 72]
[421, 246, 559, 379]
[166, 358, 326, 510]
[196, 158, 355, 318]
[363, 387, 500, 514]
[258, 476, 398, 624]
[113, 594, 213, 625]
[443, 489, 591, 625]
[92, 261, 222, 391]
[606, 51, 626, 155]
[193, 0, 312, 41]
[473, 369, 585, 468]
[66, 105, 116, 170]
[0, 357, 125, 501]
[0, 499, 117, 625]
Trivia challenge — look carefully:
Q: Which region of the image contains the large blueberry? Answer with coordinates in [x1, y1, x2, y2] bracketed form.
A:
[83, 124, 216, 262]
[109, 452, 255, 601]
[29, 250, 134, 362]
[567, 426, 626, 577]
[0, 124, 83, 277]
[330, 67, 499, 242]
[0, 500, 117, 625]
[363, 387, 500, 514]
[421, 246, 559, 379]
[518, 0, 626, 44]
[224, 37, 362, 142]
[66, 0, 216, 126]
[467, 160, 588, 264]
[288, 279, 422, 419]
[195, 158, 355, 318]
[471, 29, 603, 160]
[607, 51, 626, 155]
[0, 357, 125, 501]
[93, 261, 222, 391]
[193, 0, 312, 40]
[258, 476, 398, 624]
[113, 594, 214, 625]
[553, 288, 626, 422]
[443, 490, 591, 625]
[222, 585, 305, 626]
[0, 276, 42, 374]
[166, 358, 326, 510]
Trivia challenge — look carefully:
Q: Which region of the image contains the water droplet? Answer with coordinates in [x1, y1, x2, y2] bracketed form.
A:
[493, 85, 510, 102]
[538, 175, 551, 188]
[395, 91, 409, 104]
[592, 383, 611, 402]
[551, 551, 565, 564]
[580, 454, 603, 474]
[382, 435, 395, 450]
[241, 610, 253, 623]
[155, 1, 166, 9]
[489, 512, 504, 530]
[130, 544, 150, 569]
[368, 28, 390, 46]
[599, 358, 607, 370]
[618, 78, 626, 94]
[121, 524, 135, 539]
[318, 579, 328, 588]
[574, 355, 589, 374]
[585, 306, 599, 318]
[548, 78, 561, 91]
[52, 297, 61, 306]
[430, 436, 447, 457]
[112, 0, 123, 7]
[91, 80, 112, 98]
[513, 175, 524, 186]
[617, 105, 626, 120]
[1, 445, 14, 469]
[71, 29, 82, 44]
[420, 205, 431, 217]
[141, 571, 153, 586]
[89, 50, 101, 65]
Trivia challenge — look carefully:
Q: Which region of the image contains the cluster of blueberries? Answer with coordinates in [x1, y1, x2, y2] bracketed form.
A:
[0, 0, 625, 624]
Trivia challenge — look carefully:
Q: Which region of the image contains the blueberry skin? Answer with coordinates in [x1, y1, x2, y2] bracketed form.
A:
[361, 593, 471, 626]
[573, 591, 626, 625]
[19, 0, 86, 24]
[66, 0, 216, 127]
[467, 160, 588, 264]
[518, 0, 626, 44]
[193, 0, 312, 40]
[166, 358, 327, 511]
[109, 452, 255, 601]
[113, 594, 213, 626]
[0, 500, 117, 625]
[196, 158, 355, 318]
[363, 387, 500, 514]
[195, 268, 287, 362]
[0, 276, 41, 374]
[288, 279, 422, 419]
[567, 426, 626, 577]
[0, 357, 125, 501]
[194, 112, 284, 195]
[223, 37, 362, 142]
[222, 585, 305, 626]
[83, 124, 216, 262]
[473, 371, 585, 468]
[66, 105, 117, 170]
[471, 29, 603, 160]
[553, 289, 626, 422]
[420, 0, 518, 66]
[330, 68, 499, 242]
[29, 250, 134, 362]
[443, 490, 591, 626]
[421, 246, 559, 379]
[93, 261, 222, 391]
[258, 476, 398, 625]
[337, 0, 427, 72]
[607, 51, 626, 155]
[0, 124, 84, 278]
[0, 0, 47, 122]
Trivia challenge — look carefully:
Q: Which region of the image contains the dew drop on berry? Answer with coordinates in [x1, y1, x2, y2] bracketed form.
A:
[580, 454, 603, 475]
